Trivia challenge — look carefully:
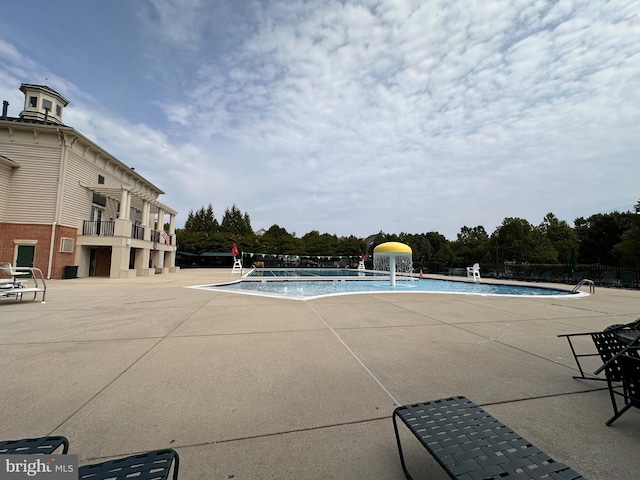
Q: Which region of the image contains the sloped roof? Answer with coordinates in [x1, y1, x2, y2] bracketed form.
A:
[0, 153, 20, 168]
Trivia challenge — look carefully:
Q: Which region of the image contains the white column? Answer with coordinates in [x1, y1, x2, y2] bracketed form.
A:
[141, 201, 150, 226]
[390, 255, 396, 287]
[126, 191, 132, 220]
[119, 189, 130, 220]
[157, 209, 165, 231]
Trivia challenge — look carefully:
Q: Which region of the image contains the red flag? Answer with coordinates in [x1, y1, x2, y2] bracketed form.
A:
[231, 243, 239, 256]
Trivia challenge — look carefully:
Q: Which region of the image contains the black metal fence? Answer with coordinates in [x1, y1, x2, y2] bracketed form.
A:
[82, 220, 115, 236]
[414, 260, 639, 287]
[131, 224, 145, 240]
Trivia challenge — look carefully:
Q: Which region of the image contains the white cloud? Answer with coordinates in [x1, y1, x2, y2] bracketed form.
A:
[2, 0, 639, 238]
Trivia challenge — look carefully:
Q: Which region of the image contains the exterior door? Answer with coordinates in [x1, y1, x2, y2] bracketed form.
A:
[89, 248, 97, 276]
[16, 245, 35, 267]
[91, 206, 104, 235]
[94, 247, 111, 276]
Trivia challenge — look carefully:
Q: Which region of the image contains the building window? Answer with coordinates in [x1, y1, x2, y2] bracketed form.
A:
[92, 193, 106, 207]
[56, 104, 62, 116]
[29, 96, 37, 108]
[60, 237, 75, 253]
[42, 99, 52, 111]
[98, 174, 105, 184]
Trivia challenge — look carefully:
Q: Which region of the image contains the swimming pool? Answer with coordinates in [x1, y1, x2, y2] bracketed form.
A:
[249, 268, 386, 277]
[193, 275, 582, 300]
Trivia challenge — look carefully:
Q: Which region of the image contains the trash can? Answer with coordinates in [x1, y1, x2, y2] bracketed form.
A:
[63, 265, 78, 279]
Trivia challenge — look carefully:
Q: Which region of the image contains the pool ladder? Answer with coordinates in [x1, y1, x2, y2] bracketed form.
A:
[572, 278, 595, 294]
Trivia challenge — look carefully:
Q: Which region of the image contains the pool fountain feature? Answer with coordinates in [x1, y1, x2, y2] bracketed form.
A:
[373, 242, 413, 286]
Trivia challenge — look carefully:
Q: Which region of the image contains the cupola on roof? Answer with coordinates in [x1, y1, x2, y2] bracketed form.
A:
[19, 83, 69, 125]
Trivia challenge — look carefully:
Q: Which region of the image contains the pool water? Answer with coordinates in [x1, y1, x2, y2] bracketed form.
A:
[249, 268, 386, 277]
[196, 276, 581, 300]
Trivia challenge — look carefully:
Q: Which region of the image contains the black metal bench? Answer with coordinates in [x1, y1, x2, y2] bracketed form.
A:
[393, 396, 585, 479]
[0, 436, 69, 454]
[0, 436, 178, 480]
[79, 449, 179, 480]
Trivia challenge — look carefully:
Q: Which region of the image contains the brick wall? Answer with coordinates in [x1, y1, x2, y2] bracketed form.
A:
[0, 222, 78, 279]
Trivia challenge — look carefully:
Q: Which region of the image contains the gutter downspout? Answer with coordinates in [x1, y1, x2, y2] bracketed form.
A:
[48, 129, 68, 279]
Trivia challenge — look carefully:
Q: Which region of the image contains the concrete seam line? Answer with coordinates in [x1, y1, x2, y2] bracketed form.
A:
[307, 303, 401, 406]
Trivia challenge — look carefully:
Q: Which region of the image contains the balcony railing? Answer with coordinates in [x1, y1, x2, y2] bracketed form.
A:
[80, 221, 172, 247]
[83, 220, 115, 236]
[131, 224, 145, 240]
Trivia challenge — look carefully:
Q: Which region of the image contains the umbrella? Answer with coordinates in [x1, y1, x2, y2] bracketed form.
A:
[231, 243, 239, 257]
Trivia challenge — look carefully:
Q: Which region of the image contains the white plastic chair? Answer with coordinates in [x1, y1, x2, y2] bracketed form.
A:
[466, 263, 481, 282]
[0, 263, 30, 281]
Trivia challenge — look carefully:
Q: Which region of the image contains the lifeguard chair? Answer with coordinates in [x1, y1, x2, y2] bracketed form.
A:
[231, 243, 242, 275]
[232, 257, 242, 275]
[466, 263, 481, 282]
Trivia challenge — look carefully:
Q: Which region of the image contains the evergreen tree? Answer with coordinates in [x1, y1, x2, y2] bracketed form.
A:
[184, 203, 218, 233]
[220, 204, 253, 236]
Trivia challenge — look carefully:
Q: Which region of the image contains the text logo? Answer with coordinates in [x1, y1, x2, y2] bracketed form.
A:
[0, 456, 77, 480]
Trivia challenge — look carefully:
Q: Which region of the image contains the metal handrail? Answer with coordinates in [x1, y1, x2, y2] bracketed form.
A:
[82, 220, 115, 236]
[0, 267, 47, 302]
[131, 224, 145, 240]
[572, 278, 595, 294]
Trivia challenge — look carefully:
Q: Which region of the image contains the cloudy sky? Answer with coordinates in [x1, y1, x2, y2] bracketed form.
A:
[1, 0, 638, 239]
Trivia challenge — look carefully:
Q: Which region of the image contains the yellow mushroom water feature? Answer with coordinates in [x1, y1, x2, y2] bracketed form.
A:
[373, 242, 413, 286]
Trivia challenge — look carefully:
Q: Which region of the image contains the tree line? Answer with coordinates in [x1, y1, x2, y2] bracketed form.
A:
[175, 200, 640, 271]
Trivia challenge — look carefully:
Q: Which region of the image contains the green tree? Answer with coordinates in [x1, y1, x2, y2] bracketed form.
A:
[575, 211, 635, 264]
[220, 204, 253, 236]
[497, 218, 537, 263]
[425, 232, 448, 259]
[451, 226, 489, 264]
[402, 233, 434, 264]
[184, 203, 218, 233]
[436, 243, 455, 266]
[537, 213, 578, 263]
[301, 230, 339, 256]
[612, 199, 640, 262]
[337, 235, 366, 257]
[175, 228, 206, 253]
[259, 225, 299, 253]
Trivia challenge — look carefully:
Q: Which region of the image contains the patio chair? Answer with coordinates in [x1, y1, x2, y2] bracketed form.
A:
[539, 270, 552, 282]
[558, 320, 640, 383]
[525, 270, 540, 281]
[0, 436, 69, 454]
[606, 352, 640, 426]
[620, 271, 637, 288]
[572, 271, 584, 283]
[79, 449, 179, 480]
[0, 437, 179, 479]
[466, 263, 480, 282]
[599, 273, 617, 287]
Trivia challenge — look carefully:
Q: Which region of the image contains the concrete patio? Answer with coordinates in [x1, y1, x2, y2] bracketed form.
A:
[1, 269, 639, 479]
